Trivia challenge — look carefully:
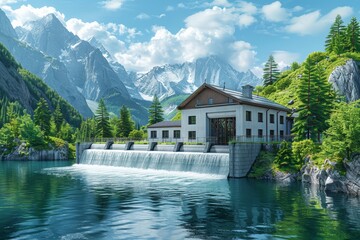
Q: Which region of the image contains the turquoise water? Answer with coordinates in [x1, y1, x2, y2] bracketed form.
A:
[0, 161, 360, 239]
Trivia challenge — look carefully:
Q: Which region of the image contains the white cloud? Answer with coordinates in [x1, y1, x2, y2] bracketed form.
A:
[272, 50, 299, 70]
[166, 6, 174, 12]
[262, 1, 289, 22]
[136, 13, 150, 20]
[286, 6, 353, 35]
[293, 6, 303, 12]
[66, 18, 128, 58]
[158, 13, 166, 19]
[101, 0, 124, 10]
[237, 1, 257, 15]
[210, 0, 232, 7]
[3, 4, 65, 27]
[0, 0, 18, 6]
[114, 6, 257, 72]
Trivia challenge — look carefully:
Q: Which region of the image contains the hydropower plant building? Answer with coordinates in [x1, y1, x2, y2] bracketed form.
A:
[148, 83, 292, 145]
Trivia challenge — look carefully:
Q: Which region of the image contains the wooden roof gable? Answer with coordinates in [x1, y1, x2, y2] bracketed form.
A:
[177, 83, 239, 110]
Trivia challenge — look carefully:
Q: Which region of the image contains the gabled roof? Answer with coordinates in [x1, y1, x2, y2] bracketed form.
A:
[148, 120, 181, 128]
[177, 83, 291, 112]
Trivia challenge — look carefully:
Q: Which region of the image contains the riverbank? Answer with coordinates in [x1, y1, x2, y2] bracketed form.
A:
[249, 151, 360, 196]
[0, 138, 72, 160]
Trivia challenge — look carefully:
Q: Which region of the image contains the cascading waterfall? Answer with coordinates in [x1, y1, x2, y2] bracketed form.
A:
[79, 149, 229, 176]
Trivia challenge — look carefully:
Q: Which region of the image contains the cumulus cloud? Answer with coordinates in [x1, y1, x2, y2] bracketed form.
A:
[136, 13, 150, 20]
[262, 1, 289, 22]
[3, 4, 65, 27]
[209, 0, 232, 7]
[0, 0, 18, 6]
[114, 6, 257, 72]
[237, 1, 257, 15]
[101, 0, 124, 10]
[66, 18, 140, 58]
[286, 6, 353, 35]
[272, 50, 299, 70]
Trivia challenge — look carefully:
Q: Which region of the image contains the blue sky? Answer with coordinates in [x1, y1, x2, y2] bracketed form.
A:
[0, 0, 359, 76]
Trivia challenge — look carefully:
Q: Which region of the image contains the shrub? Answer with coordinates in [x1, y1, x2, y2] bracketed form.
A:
[292, 139, 316, 164]
[274, 141, 295, 171]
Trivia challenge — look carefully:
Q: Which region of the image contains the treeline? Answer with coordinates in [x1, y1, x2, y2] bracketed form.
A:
[0, 97, 75, 153]
[326, 15, 360, 54]
[77, 95, 164, 141]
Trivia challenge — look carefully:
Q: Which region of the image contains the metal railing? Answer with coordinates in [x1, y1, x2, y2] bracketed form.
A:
[78, 135, 293, 145]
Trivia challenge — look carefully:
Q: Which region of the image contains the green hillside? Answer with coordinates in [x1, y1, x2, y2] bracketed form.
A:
[0, 42, 82, 127]
[256, 51, 360, 109]
[161, 94, 189, 120]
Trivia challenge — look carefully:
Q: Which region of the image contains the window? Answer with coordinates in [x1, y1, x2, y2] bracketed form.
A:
[246, 128, 252, 137]
[228, 98, 234, 103]
[280, 130, 284, 136]
[270, 130, 275, 136]
[150, 131, 157, 139]
[162, 130, 169, 139]
[270, 114, 275, 123]
[246, 111, 252, 121]
[280, 115, 284, 124]
[258, 129, 263, 137]
[208, 98, 213, 104]
[188, 116, 196, 125]
[188, 131, 196, 140]
[173, 130, 180, 139]
[258, 112, 263, 122]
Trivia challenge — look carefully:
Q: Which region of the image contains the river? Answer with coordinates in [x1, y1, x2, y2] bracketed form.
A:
[0, 161, 359, 239]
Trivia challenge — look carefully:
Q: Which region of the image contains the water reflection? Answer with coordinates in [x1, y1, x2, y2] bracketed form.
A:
[0, 162, 359, 239]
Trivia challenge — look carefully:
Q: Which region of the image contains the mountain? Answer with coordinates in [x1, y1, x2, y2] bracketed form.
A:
[0, 11, 149, 124]
[0, 10, 17, 39]
[88, 37, 143, 100]
[19, 14, 130, 102]
[134, 56, 262, 100]
[0, 9, 93, 118]
[0, 42, 82, 127]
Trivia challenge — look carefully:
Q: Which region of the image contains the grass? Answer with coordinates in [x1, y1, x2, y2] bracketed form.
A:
[247, 151, 276, 178]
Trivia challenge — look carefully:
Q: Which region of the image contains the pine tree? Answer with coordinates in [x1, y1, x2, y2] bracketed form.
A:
[34, 98, 51, 137]
[76, 118, 97, 142]
[95, 99, 112, 138]
[53, 102, 64, 133]
[116, 105, 134, 138]
[263, 55, 280, 86]
[312, 63, 335, 140]
[292, 57, 334, 141]
[345, 17, 360, 52]
[148, 94, 164, 125]
[292, 58, 318, 141]
[325, 15, 346, 54]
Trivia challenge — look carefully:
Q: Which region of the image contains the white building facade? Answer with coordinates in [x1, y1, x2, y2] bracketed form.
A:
[148, 84, 292, 144]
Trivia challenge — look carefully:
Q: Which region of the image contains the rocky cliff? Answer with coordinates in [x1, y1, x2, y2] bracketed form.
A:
[302, 155, 360, 196]
[328, 59, 360, 102]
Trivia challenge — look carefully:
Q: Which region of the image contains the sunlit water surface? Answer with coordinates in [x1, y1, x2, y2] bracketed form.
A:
[1, 161, 360, 239]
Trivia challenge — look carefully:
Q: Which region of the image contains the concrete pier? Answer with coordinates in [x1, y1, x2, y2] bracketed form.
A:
[229, 143, 261, 178]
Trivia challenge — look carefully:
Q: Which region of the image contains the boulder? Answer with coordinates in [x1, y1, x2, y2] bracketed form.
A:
[328, 59, 360, 102]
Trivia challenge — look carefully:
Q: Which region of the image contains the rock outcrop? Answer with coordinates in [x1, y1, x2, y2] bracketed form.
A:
[328, 59, 360, 102]
[302, 155, 360, 196]
[1, 142, 69, 161]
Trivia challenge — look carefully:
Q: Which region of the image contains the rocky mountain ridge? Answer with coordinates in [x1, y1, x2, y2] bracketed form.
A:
[134, 55, 261, 100]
